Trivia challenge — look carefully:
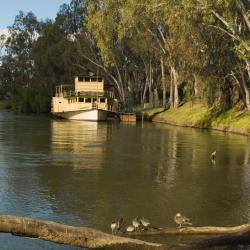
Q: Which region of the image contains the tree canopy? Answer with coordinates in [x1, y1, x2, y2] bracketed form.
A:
[0, 0, 249, 113]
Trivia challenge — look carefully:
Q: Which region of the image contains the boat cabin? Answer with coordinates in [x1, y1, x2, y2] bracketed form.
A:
[51, 76, 115, 113]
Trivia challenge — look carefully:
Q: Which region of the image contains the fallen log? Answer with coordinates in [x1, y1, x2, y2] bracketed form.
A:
[124, 224, 250, 236]
[2, 215, 250, 249]
[184, 230, 250, 249]
[0, 215, 163, 250]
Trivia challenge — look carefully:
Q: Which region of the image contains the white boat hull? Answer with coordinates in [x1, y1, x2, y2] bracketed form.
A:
[52, 109, 108, 121]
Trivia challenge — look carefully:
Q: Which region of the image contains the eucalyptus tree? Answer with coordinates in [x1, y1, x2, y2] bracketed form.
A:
[118, 0, 203, 108]
[85, 0, 129, 104]
[1, 11, 41, 111]
[193, 0, 250, 109]
[117, 0, 163, 106]
[57, 0, 86, 35]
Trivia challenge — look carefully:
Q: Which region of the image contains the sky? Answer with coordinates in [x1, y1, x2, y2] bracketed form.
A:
[0, 0, 71, 30]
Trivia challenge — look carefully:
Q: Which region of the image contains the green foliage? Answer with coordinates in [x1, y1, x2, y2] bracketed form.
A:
[11, 85, 51, 113]
[0, 0, 249, 114]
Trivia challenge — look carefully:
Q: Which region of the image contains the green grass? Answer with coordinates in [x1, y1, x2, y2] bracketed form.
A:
[152, 102, 209, 127]
[212, 109, 250, 134]
[142, 107, 166, 117]
[150, 102, 250, 135]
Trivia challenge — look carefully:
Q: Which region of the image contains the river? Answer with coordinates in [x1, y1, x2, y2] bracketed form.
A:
[0, 112, 249, 249]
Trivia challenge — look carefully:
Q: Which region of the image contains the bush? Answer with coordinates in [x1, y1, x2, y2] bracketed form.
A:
[11, 85, 51, 113]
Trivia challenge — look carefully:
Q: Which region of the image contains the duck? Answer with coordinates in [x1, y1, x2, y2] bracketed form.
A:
[110, 217, 125, 234]
[140, 217, 150, 229]
[126, 225, 135, 232]
[116, 217, 124, 231]
[174, 213, 192, 227]
[132, 217, 141, 231]
[110, 221, 117, 234]
[210, 150, 216, 161]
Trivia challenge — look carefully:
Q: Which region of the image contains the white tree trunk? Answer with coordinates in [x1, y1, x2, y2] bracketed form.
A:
[161, 57, 166, 107]
[149, 60, 154, 105]
[169, 67, 174, 108]
[171, 66, 179, 108]
[194, 74, 199, 97]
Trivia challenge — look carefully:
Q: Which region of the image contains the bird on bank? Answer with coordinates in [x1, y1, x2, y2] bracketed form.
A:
[174, 213, 192, 227]
[110, 221, 117, 234]
[116, 217, 125, 231]
[210, 150, 216, 161]
[140, 217, 150, 229]
[132, 217, 141, 231]
[110, 218, 125, 234]
[126, 225, 135, 232]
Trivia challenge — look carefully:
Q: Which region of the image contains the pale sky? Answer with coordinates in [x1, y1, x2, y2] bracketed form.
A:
[0, 0, 71, 30]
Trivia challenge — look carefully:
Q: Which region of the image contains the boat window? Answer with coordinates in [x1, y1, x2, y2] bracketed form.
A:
[91, 77, 97, 82]
[79, 98, 84, 102]
[98, 78, 102, 82]
[100, 98, 106, 103]
[78, 77, 84, 82]
[85, 98, 91, 103]
[85, 77, 90, 82]
[92, 98, 97, 102]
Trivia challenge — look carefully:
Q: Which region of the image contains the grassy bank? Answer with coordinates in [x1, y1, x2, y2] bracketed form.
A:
[145, 102, 250, 136]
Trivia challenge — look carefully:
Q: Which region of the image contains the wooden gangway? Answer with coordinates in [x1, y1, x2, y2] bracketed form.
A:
[119, 112, 136, 123]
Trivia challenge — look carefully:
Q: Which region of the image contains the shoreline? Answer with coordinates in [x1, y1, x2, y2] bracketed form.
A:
[145, 102, 250, 137]
[0, 100, 11, 111]
[152, 118, 250, 137]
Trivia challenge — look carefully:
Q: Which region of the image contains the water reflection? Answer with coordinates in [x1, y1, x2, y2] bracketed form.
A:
[51, 120, 108, 170]
[0, 113, 250, 249]
[149, 124, 250, 229]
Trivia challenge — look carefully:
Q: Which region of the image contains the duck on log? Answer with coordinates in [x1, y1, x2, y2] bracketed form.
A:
[0, 215, 250, 249]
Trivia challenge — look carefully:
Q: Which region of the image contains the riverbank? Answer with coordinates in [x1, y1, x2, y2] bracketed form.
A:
[0, 100, 11, 110]
[145, 102, 250, 136]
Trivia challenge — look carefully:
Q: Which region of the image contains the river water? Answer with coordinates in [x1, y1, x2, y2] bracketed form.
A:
[0, 112, 250, 249]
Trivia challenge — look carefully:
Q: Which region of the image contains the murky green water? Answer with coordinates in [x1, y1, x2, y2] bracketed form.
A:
[0, 112, 250, 249]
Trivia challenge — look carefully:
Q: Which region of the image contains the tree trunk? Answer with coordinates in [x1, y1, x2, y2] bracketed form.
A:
[169, 67, 174, 108]
[231, 70, 249, 110]
[0, 215, 162, 250]
[174, 81, 179, 108]
[171, 66, 179, 108]
[240, 70, 250, 110]
[124, 224, 250, 236]
[149, 60, 154, 105]
[141, 60, 149, 107]
[3, 215, 250, 249]
[235, 0, 250, 31]
[161, 57, 166, 107]
[142, 78, 148, 107]
[188, 230, 250, 249]
[194, 74, 198, 97]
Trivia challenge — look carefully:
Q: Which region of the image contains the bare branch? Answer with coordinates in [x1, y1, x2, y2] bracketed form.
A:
[210, 9, 236, 35]
[235, 0, 250, 31]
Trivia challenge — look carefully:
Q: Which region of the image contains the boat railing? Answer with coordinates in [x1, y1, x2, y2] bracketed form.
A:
[62, 91, 106, 98]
